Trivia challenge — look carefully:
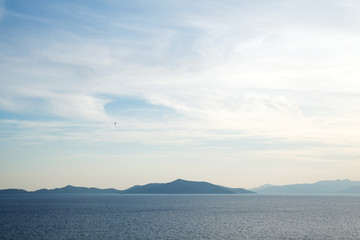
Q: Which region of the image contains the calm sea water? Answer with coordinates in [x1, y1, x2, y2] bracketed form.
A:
[0, 194, 359, 239]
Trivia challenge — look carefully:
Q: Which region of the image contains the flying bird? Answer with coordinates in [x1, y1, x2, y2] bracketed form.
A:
[114, 122, 116, 125]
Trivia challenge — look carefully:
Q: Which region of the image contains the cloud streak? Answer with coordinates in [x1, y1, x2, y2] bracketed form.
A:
[1, 0, 360, 188]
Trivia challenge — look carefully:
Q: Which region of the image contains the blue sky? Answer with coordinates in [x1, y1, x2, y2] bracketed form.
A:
[1, 0, 360, 190]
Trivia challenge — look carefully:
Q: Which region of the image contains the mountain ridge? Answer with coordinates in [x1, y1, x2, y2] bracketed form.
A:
[121, 179, 254, 194]
[2, 179, 359, 195]
[252, 179, 360, 194]
[0, 179, 254, 195]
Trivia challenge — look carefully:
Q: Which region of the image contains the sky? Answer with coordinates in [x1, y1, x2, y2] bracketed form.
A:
[1, 0, 360, 190]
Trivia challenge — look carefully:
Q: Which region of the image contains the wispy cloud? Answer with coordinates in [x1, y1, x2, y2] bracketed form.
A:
[1, 0, 360, 188]
[2, 0, 360, 139]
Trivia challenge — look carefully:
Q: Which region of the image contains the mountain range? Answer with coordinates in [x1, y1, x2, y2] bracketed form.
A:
[0, 179, 254, 195]
[251, 179, 360, 194]
[1, 179, 359, 195]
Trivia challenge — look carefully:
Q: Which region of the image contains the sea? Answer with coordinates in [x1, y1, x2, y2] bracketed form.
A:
[0, 194, 359, 240]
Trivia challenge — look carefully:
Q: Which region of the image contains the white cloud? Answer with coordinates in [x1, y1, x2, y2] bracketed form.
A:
[2, 0, 360, 189]
[2, 0, 360, 146]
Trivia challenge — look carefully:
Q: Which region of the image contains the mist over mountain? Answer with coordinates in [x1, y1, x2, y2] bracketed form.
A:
[250, 184, 274, 193]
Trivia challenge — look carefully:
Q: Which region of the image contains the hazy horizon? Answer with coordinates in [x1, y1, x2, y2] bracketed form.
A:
[1, 0, 360, 191]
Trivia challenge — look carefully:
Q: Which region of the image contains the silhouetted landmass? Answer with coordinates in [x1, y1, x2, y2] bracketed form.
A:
[33, 185, 122, 194]
[253, 179, 360, 194]
[0, 189, 28, 194]
[4, 179, 359, 195]
[123, 179, 252, 194]
[122, 179, 254, 194]
[0, 185, 122, 195]
[123, 183, 162, 193]
[0, 179, 254, 195]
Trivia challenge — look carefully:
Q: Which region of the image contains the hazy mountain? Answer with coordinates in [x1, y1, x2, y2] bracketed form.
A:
[122, 179, 255, 194]
[223, 187, 255, 194]
[250, 184, 274, 193]
[254, 179, 360, 194]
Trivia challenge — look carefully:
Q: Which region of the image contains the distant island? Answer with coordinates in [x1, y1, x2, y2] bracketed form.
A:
[121, 179, 254, 194]
[251, 179, 360, 194]
[2, 179, 360, 195]
[0, 186, 121, 195]
[0, 179, 254, 195]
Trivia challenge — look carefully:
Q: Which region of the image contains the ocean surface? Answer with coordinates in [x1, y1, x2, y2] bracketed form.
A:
[0, 194, 359, 239]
